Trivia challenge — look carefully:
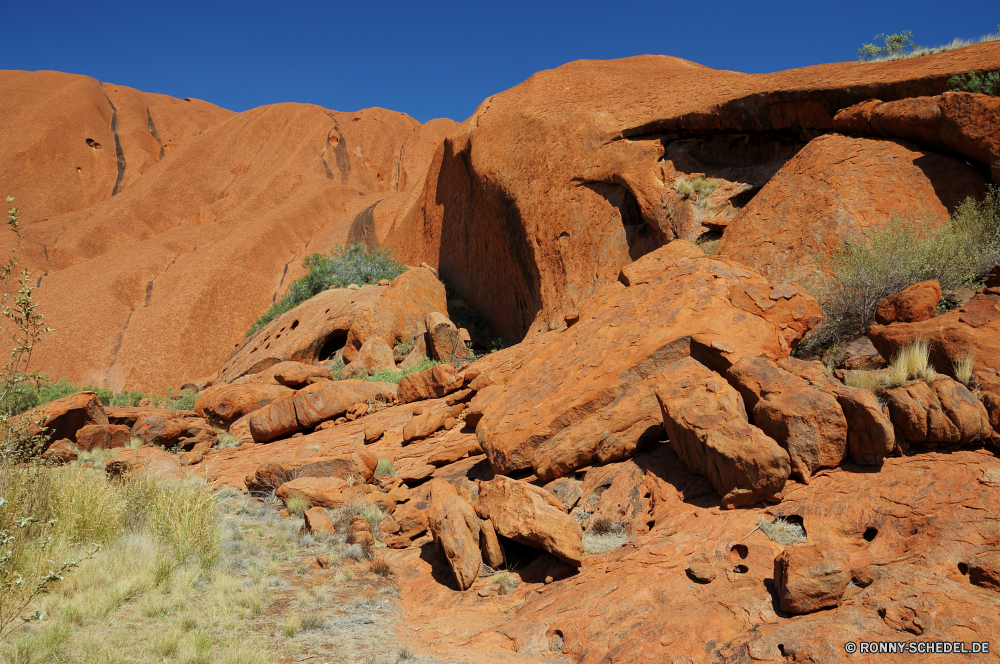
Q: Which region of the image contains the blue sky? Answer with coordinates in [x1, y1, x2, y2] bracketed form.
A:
[3, 1, 997, 123]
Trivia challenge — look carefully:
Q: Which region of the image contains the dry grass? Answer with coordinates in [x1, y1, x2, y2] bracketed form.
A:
[2, 467, 413, 664]
[845, 371, 890, 393]
[284, 494, 309, 516]
[492, 572, 519, 596]
[953, 351, 976, 385]
[759, 517, 807, 546]
[369, 557, 393, 578]
[888, 341, 933, 388]
[374, 457, 396, 477]
[673, 176, 718, 208]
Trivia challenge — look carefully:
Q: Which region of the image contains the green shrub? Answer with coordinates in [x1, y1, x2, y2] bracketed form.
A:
[948, 70, 1000, 95]
[363, 357, 439, 384]
[857, 31, 916, 62]
[246, 244, 406, 336]
[802, 187, 1000, 351]
[673, 176, 717, 208]
[373, 458, 395, 478]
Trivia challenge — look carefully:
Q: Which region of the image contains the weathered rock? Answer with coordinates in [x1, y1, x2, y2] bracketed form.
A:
[834, 92, 1000, 184]
[341, 268, 449, 364]
[130, 414, 190, 449]
[619, 240, 703, 286]
[576, 460, 653, 536]
[272, 362, 333, 388]
[653, 357, 789, 508]
[726, 356, 848, 482]
[869, 293, 1000, 380]
[403, 403, 465, 443]
[874, 280, 942, 325]
[475, 475, 584, 566]
[427, 480, 481, 590]
[479, 519, 506, 568]
[275, 476, 350, 507]
[398, 336, 429, 370]
[773, 545, 850, 614]
[687, 553, 717, 583]
[364, 422, 385, 444]
[304, 508, 336, 537]
[194, 384, 293, 425]
[41, 439, 78, 464]
[20, 392, 108, 451]
[718, 134, 986, 284]
[777, 357, 895, 466]
[245, 452, 375, 493]
[247, 394, 300, 443]
[394, 503, 429, 540]
[383, 534, 413, 549]
[465, 384, 503, 429]
[106, 447, 183, 480]
[477, 248, 820, 478]
[378, 515, 400, 535]
[425, 312, 474, 365]
[75, 423, 131, 451]
[340, 337, 396, 380]
[883, 376, 991, 446]
[543, 477, 582, 512]
[104, 406, 196, 427]
[292, 380, 397, 428]
[397, 363, 461, 403]
[968, 552, 1000, 592]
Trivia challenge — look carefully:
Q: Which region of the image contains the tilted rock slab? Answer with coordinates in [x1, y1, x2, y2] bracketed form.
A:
[427, 480, 482, 590]
[475, 475, 584, 566]
[883, 376, 991, 446]
[653, 357, 790, 508]
[476, 243, 820, 479]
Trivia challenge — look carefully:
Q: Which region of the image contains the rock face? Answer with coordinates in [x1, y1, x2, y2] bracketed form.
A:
[477, 246, 820, 478]
[717, 134, 986, 283]
[385, 45, 1000, 342]
[427, 480, 482, 590]
[727, 356, 847, 482]
[874, 280, 942, 325]
[3, 66, 455, 392]
[194, 384, 293, 426]
[654, 358, 790, 508]
[773, 545, 850, 614]
[289, 380, 397, 428]
[869, 292, 1000, 379]
[218, 267, 447, 385]
[475, 475, 584, 566]
[75, 423, 131, 451]
[397, 363, 461, 404]
[833, 92, 1000, 184]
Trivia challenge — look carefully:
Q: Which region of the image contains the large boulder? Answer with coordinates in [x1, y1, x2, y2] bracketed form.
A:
[773, 545, 850, 614]
[340, 268, 449, 364]
[726, 356, 848, 482]
[194, 384, 293, 426]
[653, 358, 790, 508]
[247, 394, 300, 443]
[883, 376, 991, 446]
[874, 280, 942, 325]
[20, 392, 108, 452]
[397, 363, 461, 404]
[475, 475, 584, 566]
[130, 414, 191, 449]
[291, 380, 398, 428]
[340, 337, 396, 380]
[477, 246, 820, 478]
[424, 312, 474, 365]
[717, 133, 986, 284]
[106, 447, 184, 481]
[244, 452, 377, 493]
[427, 480, 482, 590]
[75, 423, 131, 451]
[272, 362, 333, 388]
[776, 357, 895, 466]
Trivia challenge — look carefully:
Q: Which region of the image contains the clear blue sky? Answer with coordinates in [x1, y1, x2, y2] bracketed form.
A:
[4, 1, 997, 123]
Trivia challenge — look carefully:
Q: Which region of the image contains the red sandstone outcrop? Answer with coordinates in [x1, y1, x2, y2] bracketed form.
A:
[773, 545, 851, 614]
[19, 392, 108, 451]
[874, 280, 942, 325]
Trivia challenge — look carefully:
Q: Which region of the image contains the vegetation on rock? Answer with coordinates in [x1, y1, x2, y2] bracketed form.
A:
[949, 70, 1000, 95]
[247, 244, 407, 337]
[858, 26, 1000, 62]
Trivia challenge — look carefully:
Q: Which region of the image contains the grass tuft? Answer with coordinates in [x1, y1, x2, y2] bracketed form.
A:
[492, 572, 519, 596]
[759, 517, 807, 546]
[283, 494, 309, 516]
[888, 341, 933, 387]
[373, 457, 395, 478]
[673, 176, 718, 208]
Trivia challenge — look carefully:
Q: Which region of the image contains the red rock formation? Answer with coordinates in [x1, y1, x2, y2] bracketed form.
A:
[875, 280, 942, 325]
[385, 43, 1000, 342]
[717, 134, 986, 283]
[0, 69, 455, 392]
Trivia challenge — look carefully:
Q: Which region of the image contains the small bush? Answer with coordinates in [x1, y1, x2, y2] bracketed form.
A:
[298, 612, 325, 631]
[590, 517, 624, 535]
[492, 571, 519, 596]
[368, 557, 393, 578]
[673, 176, 717, 208]
[215, 432, 241, 449]
[857, 31, 916, 62]
[373, 457, 395, 478]
[284, 495, 309, 516]
[949, 70, 1000, 96]
[247, 243, 406, 336]
[759, 517, 807, 545]
[363, 357, 439, 385]
[343, 544, 366, 561]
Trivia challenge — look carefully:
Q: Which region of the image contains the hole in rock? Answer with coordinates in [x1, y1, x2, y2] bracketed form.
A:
[290, 320, 299, 330]
[316, 330, 348, 362]
[729, 186, 760, 209]
[782, 514, 807, 537]
[958, 562, 969, 576]
[730, 544, 748, 560]
[733, 564, 749, 574]
[85, 138, 102, 149]
[863, 527, 878, 542]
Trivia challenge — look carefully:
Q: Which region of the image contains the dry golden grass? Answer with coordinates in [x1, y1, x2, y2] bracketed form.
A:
[953, 351, 976, 386]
